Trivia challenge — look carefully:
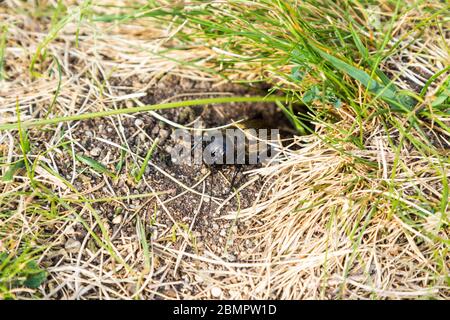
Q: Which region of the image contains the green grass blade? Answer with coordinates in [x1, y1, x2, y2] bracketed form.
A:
[2, 160, 25, 182]
[75, 154, 113, 177]
[135, 138, 159, 183]
[0, 25, 7, 80]
[0, 96, 285, 131]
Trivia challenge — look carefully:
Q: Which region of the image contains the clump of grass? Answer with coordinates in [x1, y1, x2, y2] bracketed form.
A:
[0, 252, 48, 299]
[99, 0, 448, 298]
[98, 0, 448, 149]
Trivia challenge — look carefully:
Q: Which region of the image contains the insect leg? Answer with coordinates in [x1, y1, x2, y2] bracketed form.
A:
[227, 165, 242, 195]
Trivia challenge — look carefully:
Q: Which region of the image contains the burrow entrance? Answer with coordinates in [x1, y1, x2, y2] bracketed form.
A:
[36, 74, 306, 268]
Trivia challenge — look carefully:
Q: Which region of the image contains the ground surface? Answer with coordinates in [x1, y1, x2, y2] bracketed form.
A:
[47, 75, 282, 261]
[0, 1, 448, 300]
[14, 75, 293, 299]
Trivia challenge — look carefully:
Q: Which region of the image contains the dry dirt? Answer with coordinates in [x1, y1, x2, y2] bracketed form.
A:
[29, 74, 296, 298]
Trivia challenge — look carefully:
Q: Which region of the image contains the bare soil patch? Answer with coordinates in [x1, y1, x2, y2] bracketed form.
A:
[30, 75, 295, 298]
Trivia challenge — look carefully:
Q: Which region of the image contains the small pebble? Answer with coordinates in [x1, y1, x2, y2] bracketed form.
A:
[159, 129, 170, 141]
[65, 238, 81, 253]
[151, 126, 160, 135]
[112, 215, 123, 225]
[180, 77, 194, 90]
[219, 229, 227, 237]
[226, 254, 236, 262]
[165, 146, 173, 154]
[134, 118, 144, 127]
[212, 223, 219, 231]
[195, 274, 203, 283]
[90, 147, 101, 157]
[64, 225, 75, 235]
[138, 132, 146, 141]
[211, 287, 222, 298]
